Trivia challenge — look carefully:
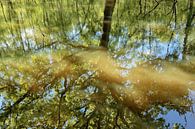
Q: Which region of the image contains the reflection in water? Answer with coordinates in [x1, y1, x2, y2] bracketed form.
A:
[0, 49, 195, 128]
[0, 0, 195, 128]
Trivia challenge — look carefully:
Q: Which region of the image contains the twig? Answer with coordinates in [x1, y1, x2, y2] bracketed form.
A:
[143, 0, 162, 18]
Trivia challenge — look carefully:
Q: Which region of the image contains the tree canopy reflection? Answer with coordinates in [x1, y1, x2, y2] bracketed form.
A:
[0, 0, 195, 128]
[0, 49, 195, 128]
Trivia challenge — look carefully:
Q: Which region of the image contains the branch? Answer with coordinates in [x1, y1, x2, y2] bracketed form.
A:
[0, 91, 30, 120]
[113, 110, 121, 129]
[57, 78, 68, 128]
[143, 0, 162, 17]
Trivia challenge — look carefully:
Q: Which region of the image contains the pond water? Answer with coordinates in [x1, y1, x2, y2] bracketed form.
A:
[0, 0, 195, 128]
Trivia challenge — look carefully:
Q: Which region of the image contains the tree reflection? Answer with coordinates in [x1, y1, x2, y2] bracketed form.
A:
[0, 0, 195, 128]
[0, 49, 195, 128]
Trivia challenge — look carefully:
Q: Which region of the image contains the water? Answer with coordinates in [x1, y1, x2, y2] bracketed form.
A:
[0, 0, 195, 128]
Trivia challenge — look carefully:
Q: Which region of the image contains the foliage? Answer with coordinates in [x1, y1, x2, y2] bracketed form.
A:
[0, 0, 195, 128]
[0, 49, 195, 128]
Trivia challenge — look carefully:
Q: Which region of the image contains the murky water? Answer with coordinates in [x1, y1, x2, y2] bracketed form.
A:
[0, 0, 195, 128]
